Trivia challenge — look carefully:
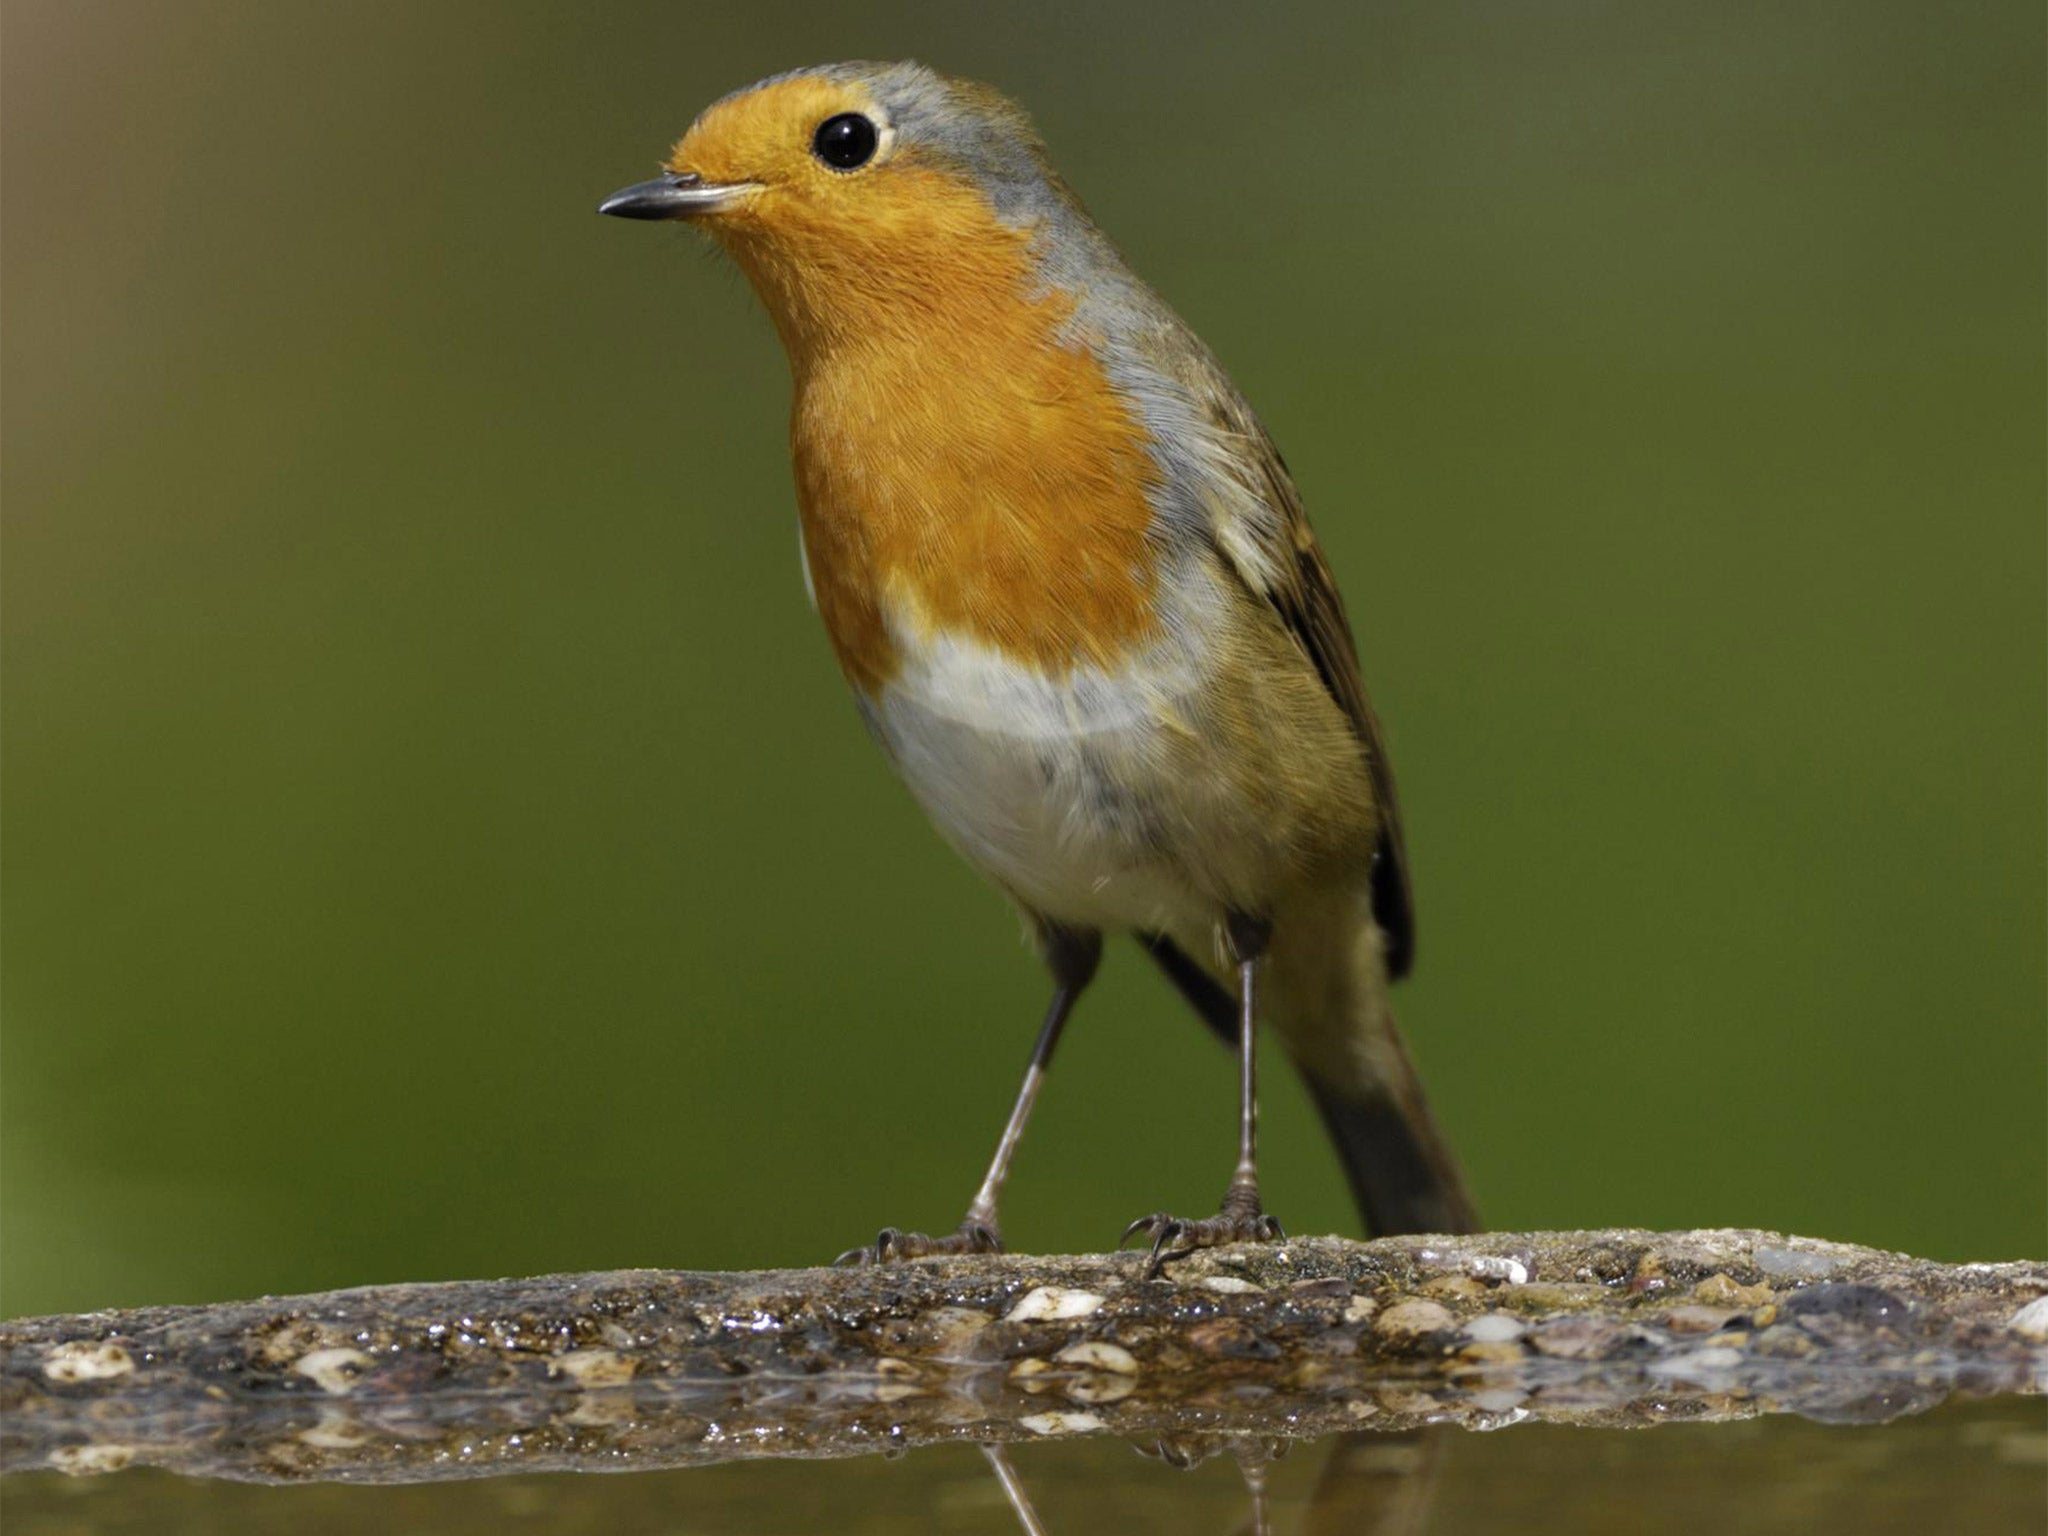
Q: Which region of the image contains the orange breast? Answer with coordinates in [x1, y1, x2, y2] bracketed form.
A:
[778, 190, 1164, 695]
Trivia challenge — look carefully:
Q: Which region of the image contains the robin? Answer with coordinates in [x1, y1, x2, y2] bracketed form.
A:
[600, 62, 1478, 1267]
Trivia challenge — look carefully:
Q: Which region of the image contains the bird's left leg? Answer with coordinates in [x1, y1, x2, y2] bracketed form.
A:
[1122, 912, 1285, 1274]
[837, 923, 1101, 1265]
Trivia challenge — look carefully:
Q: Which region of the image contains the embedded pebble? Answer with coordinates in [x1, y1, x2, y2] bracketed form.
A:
[41, 1342, 135, 1384]
[1470, 1255, 1530, 1286]
[292, 1347, 375, 1396]
[1501, 1282, 1608, 1311]
[48, 1445, 136, 1476]
[1693, 1273, 1772, 1308]
[1756, 1245, 1843, 1281]
[1463, 1312, 1527, 1344]
[1528, 1316, 1627, 1360]
[1185, 1317, 1279, 1359]
[2007, 1296, 2048, 1340]
[1781, 1284, 1911, 1328]
[1341, 1295, 1378, 1324]
[1054, 1341, 1139, 1375]
[1374, 1300, 1456, 1338]
[550, 1348, 635, 1388]
[1018, 1410, 1105, 1436]
[917, 1306, 993, 1353]
[1199, 1275, 1261, 1295]
[1005, 1287, 1105, 1322]
[1662, 1305, 1738, 1335]
[1421, 1275, 1486, 1301]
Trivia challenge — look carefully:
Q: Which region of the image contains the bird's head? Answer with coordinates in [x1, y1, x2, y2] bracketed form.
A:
[601, 63, 1093, 357]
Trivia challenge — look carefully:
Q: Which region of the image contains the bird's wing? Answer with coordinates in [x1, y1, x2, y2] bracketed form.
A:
[1195, 385, 1417, 978]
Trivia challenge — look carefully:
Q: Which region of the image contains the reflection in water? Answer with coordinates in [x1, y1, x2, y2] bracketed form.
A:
[1304, 1431, 1443, 1536]
[985, 1444, 1050, 1536]
[6, 1402, 2041, 1534]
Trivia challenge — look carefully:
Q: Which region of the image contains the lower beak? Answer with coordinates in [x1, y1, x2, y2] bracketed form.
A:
[597, 171, 756, 220]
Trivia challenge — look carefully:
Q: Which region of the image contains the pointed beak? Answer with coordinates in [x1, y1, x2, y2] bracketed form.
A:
[597, 171, 757, 221]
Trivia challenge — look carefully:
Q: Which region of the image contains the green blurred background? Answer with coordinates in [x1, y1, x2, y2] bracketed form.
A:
[3, 0, 2041, 1319]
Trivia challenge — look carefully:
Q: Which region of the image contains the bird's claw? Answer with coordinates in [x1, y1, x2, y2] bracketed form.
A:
[834, 1218, 1003, 1267]
[1120, 1193, 1284, 1276]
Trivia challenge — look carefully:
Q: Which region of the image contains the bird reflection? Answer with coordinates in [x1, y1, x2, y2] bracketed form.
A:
[980, 1427, 1448, 1535]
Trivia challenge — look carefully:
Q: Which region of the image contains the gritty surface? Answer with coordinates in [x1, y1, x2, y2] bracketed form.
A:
[3, 1229, 2042, 1484]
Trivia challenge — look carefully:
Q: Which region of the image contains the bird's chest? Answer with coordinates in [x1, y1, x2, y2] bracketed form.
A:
[785, 338, 1212, 927]
[788, 326, 1164, 697]
[859, 628, 1213, 931]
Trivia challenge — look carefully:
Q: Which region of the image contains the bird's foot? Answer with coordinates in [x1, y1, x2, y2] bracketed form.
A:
[1121, 1185, 1283, 1277]
[834, 1217, 1002, 1267]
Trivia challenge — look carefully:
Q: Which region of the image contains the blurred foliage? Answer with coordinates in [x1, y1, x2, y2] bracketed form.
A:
[3, 0, 2041, 1317]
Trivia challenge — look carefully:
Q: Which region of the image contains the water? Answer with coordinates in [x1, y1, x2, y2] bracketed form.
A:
[4, 1398, 2039, 1534]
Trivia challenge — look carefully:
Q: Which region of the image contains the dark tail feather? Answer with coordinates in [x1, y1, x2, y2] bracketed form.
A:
[1139, 932, 1480, 1238]
[1304, 1070, 1479, 1236]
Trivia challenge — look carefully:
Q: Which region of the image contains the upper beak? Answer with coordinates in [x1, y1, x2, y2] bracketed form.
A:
[597, 170, 755, 220]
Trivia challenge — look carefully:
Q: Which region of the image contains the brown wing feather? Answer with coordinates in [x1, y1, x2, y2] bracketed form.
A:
[1217, 410, 1418, 978]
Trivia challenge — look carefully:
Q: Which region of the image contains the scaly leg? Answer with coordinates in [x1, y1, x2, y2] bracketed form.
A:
[1122, 914, 1284, 1274]
[838, 925, 1100, 1264]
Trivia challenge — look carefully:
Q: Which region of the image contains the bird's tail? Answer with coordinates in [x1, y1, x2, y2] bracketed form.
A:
[1298, 1027, 1478, 1237]
[1265, 891, 1478, 1236]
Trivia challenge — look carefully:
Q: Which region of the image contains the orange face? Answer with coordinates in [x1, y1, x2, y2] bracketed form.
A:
[663, 75, 1046, 362]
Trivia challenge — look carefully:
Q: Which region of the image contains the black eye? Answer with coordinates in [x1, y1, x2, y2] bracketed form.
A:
[813, 112, 878, 171]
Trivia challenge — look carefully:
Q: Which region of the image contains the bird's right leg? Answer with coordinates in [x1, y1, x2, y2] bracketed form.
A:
[837, 923, 1101, 1265]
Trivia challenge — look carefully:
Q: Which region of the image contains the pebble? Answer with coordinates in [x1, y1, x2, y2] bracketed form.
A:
[1781, 1284, 1911, 1328]
[1004, 1287, 1105, 1323]
[1755, 1245, 1843, 1281]
[41, 1342, 135, 1384]
[292, 1347, 374, 1396]
[1018, 1411, 1104, 1436]
[1693, 1273, 1773, 1308]
[2007, 1296, 2048, 1340]
[1053, 1341, 1139, 1375]
[48, 1445, 136, 1476]
[1469, 1256, 1531, 1285]
[1662, 1305, 1738, 1335]
[550, 1348, 634, 1388]
[1375, 1300, 1456, 1338]
[1528, 1316, 1627, 1360]
[1500, 1282, 1608, 1312]
[1420, 1275, 1486, 1301]
[1463, 1312, 1528, 1344]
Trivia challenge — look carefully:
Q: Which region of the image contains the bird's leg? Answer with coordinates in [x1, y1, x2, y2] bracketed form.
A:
[838, 926, 1100, 1265]
[1122, 913, 1285, 1275]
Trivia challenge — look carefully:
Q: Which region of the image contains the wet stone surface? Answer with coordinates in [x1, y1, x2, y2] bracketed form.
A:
[2, 1229, 2041, 1484]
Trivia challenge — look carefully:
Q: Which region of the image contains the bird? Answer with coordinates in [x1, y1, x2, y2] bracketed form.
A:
[599, 62, 1478, 1268]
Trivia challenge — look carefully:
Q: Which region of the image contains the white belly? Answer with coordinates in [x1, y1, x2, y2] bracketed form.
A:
[863, 626, 1215, 936]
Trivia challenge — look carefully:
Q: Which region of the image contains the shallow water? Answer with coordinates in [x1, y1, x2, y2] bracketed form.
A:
[5, 1396, 2039, 1535]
